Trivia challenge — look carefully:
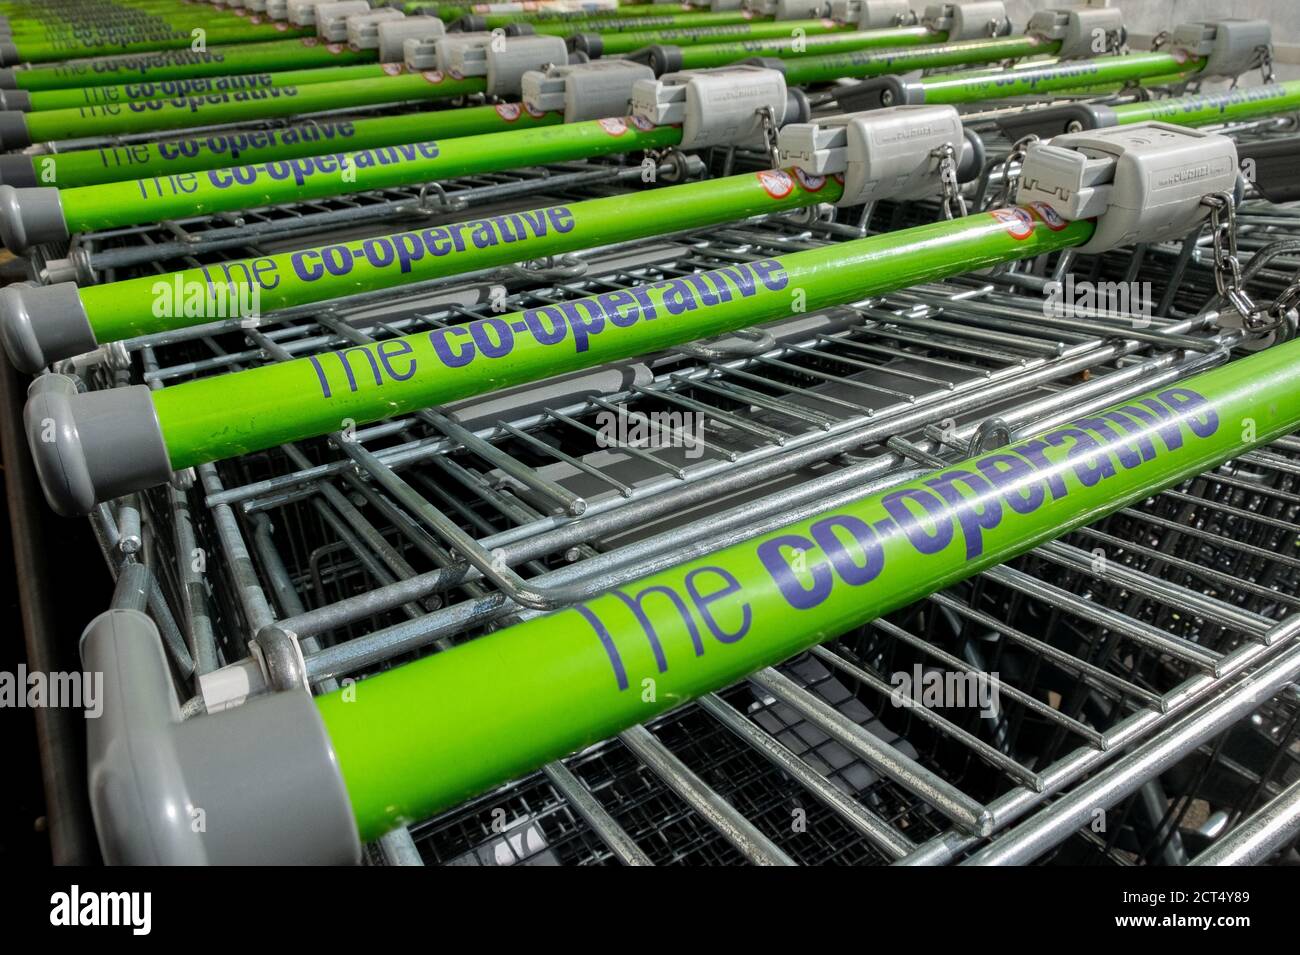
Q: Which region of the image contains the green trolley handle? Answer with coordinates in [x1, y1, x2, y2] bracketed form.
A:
[312, 336, 1300, 841]
[11, 164, 840, 359]
[0, 114, 677, 248]
[0, 98, 563, 188]
[0, 68, 485, 149]
[0, 38, 376, 93]
[9, 61, 412, 112]
[22, 206, 1091, 516]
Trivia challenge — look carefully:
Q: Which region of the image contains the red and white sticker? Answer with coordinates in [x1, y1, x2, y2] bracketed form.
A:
[423, 70, 445, 84]
[1028, 201, 1068, 231]
[990, 207, 1035, 240]
[524, 102, 549, 119]
[743, 8, 755, 18]
[821, 18, 836, 27]
[794, 167, 826, 192]
[300, 37, 318, 47]
[599, 117, 629, 137]
[495, 102, 522, 121]
[327, 43, 346, 55]
[630, 113, 656, 132]
[383, 63, 404, 76]
[757, 169, 795, 200]
[275, 21, 289, 31]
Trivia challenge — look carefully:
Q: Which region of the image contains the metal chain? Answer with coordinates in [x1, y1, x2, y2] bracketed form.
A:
[1202, 192, 1299, 342]
[1203, 192, 1258, 318]
[931, 143, 968, 220]
[756, 105, 781, 170]
[996, 134, 1038, 207]
[1259, 45, 1277, 84]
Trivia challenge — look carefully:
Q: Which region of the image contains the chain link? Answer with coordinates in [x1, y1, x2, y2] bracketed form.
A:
[996, 134, 1038, 207]
[1259, 45, 1277, 84]
[755, 105, 781, 170]
[931, 143, 968, 220]
[1202, 192, 1300, 344]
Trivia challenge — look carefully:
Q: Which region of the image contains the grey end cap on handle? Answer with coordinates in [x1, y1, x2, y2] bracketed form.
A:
[0, 153, 37, 186]
[0, 69, 17, 89]
[786, 88, 810, 126]
[0, 88, 30, 111]
[833, 75, 924, 112]
[0, 281, 96, 373]
[628, 44, 683, 76]
[0, 185, 68, 252]
[0, 109, 30, 149]
[740, 56, 786, 72]
[23, 375, 174, 517]
[0, 41, 17, 68]
[958, 126, 985, 183]
[569, 33, 602, 58]
[84, 608, 362, 865]
[994, 102, 1117, 142]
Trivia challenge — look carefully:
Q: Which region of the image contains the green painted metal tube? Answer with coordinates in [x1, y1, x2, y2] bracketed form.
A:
[5, 20, 312, 65]
[600, 22, 923, 59]
[0, 2, 269, 35]
[22, 61, 412, 111]
[777, 34, 1059, 86]
[512, 11, 764, 32]
[1, 39, 376, 92]
[2, 12, 268, 38]
[574, 18, 854, 55]
[457, 4, 718, 25]
[318, 327, 1300, 840]
[56, 115, 676, 234]
[73, 167, 842, 348]
[1112, 79, 1300, 126]
[404, 1, 699, 20]
[148, 208, 1088, 472]
[20, 69, 482, 143]
[914, 51, 1203, 105]
[27, 100, 562, 188]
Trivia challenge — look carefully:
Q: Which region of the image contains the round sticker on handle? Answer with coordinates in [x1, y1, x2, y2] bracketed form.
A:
[495, 102, 522, 121]
[599, 117, 629, 136]
[793, 167, 826, 192]
[424, 71, 446, 84]
[757, 169, 795, 199]
[1028, 201, 1069, 231]
[383, 63, 404, 76]
[630, 114, 656, 132]
[989, 207, 1035, 240]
